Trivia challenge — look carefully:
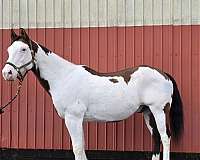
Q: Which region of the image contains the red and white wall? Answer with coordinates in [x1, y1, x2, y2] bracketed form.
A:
[0, 0, 200, 153]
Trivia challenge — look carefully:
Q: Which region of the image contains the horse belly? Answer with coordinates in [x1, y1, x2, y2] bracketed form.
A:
[83, 80, 140, 121]
[84, 98, 139, 122]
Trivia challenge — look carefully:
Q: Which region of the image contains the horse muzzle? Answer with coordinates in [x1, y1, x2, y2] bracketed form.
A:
[2, 65, 18, 81]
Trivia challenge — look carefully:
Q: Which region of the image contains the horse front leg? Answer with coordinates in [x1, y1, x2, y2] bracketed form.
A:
[64, 110, 87, 160]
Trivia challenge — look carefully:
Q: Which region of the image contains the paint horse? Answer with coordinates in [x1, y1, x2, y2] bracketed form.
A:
[2, 29, 184, 160]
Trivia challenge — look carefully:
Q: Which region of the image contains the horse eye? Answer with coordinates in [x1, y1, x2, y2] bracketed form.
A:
[22, 48, 26, 52]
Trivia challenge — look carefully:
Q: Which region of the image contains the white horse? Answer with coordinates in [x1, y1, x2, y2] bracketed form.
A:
[2, 29, 184, 160]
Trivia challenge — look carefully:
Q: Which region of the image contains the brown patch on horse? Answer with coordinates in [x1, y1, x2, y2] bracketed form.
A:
[11, 29, 50, 55]
[11, 30, 39, 54]
[149, 112, 161, 155]
[39, 44, 51, 55]
[31, 66, 51, 96]
[140, 65, 169, 80]
[163, 102, 171, 137]
[142, 106, 161, 155]
[109, 78, 119, 83]
[83, 66, 139, 84]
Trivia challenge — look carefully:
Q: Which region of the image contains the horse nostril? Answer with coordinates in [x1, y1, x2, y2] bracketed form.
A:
[8, 70, 12, 75]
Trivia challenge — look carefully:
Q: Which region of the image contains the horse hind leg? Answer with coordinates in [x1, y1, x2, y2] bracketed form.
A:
[149, 103, 171, 160]
[143, 107, 161, 160]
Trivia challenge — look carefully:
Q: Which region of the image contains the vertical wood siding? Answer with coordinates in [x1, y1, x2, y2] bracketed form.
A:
[0, 26, 200, 153]
[0, 0, 200, 153]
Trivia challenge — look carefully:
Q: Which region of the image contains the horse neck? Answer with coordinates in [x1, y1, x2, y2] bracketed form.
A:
[33, 46, 77, 89]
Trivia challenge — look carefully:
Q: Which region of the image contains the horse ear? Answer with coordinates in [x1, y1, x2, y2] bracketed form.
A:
[11, 29, 18, 42]
[20, 28, 29, 41]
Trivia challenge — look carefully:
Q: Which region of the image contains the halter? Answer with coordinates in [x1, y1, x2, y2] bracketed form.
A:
[5, 40, 35, 81]
[0, 40, 36, 114]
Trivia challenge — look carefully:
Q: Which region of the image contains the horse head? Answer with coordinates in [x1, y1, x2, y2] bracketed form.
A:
[2, 28, 35, 81]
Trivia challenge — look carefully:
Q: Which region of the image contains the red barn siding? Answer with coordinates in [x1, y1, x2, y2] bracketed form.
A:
[0, 25, 200, 152]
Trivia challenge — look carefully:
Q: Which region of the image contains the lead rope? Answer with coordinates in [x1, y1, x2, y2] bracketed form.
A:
[0, 80, 22, 114]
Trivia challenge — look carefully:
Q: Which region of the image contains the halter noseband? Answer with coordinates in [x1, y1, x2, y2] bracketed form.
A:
[6, 40, 35, 81]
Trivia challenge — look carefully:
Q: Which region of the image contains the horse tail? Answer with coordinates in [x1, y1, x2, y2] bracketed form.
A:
[165, 73, 184, 143]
